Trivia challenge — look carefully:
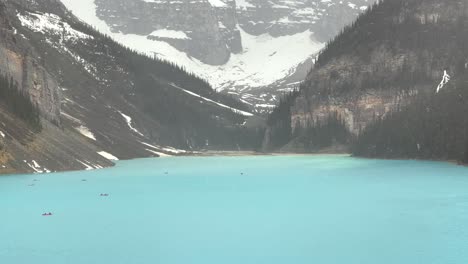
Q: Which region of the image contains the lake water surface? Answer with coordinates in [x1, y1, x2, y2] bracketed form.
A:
[1, 155, 468, 264]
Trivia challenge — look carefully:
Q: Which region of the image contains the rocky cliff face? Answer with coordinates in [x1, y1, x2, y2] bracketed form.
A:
[0, 1, 112, 173]
[0, 46, 61, 124]
[0, 4, 61, 124]
[64, 0, 375, 111]
[291, 48, 426, 135]
[236, 0, 370, 41]
[293, 0, 468, 134]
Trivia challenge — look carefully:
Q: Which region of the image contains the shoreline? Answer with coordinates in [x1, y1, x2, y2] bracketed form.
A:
[185, 150, 350, 157]
[2, 151, 465, 176]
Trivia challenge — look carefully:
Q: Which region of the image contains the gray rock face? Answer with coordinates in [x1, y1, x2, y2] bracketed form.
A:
[96, 0, 236, 65]
[0, 9, 61, 124]
[95, 0, 375, 65]
[288, 0, 468, 139]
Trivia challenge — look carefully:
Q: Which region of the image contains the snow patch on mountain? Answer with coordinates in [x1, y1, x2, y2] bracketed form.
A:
[117, 111, 144, 137]
[76, 125, 96, 140]
[23, 160, 51, 174]
[436, 70, 451, 93]
[18, 12, 92, 41]
[18, 12, 103, 81]
[97, 151, 119, 161]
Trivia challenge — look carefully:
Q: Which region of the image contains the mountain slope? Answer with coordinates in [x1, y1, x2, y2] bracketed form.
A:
[0, 0, 258, 173]
[263, 0, 468, 156]
[60, 0, 375, 111]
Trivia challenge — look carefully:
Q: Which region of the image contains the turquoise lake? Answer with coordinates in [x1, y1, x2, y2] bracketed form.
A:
[1, 155, 468, 264]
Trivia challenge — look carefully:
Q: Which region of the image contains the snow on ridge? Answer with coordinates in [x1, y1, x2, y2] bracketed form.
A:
[169, 83, 254, 116]
[118, 111, 144, 137]
[97, 151, 119, 161]
[17, 11, 103, 81]
[17, 12, 92, 41]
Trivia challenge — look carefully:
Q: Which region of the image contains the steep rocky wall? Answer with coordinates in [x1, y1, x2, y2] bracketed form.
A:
[96, 0, 235, 65]
[291, 88, 420, 135]
[0, 7, 61, 124]
[0, 0, 114, 174]
[291, 47, 429, 134]
[290, 0, 468, 136]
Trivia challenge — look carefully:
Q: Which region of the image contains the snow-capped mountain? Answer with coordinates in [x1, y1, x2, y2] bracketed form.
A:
[60, 0, 374, 112]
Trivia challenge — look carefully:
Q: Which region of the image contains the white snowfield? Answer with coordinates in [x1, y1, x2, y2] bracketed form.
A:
[60, 0, 325, 92]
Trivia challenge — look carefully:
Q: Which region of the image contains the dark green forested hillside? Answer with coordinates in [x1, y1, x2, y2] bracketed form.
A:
[264, 0, 468, 161]
[353, 76, 468, 162]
